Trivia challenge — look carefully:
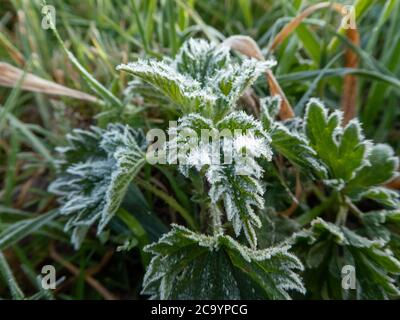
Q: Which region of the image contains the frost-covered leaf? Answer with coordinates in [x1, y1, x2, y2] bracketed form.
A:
[345, 144, 399, 206]
[49, 124, 147, 248]
[210, 58, 275, 112]
[361, 210, 400, 261]
[256, 210, 300, 248]
[270, 125, 327, 178]
[117, 59, 216, 114]
[349, 144, 399, 187]
[169, 111, 273, 247]
[260, 96, 281, 130]
[291, 218, 400, 299]
[118, 38, 274, 119]
[305, 99, 368, 184]
[259, 97, 327, 177]
[142, 224, 304, 299]
[361, 210, 400, 244]
[174, 38, 230, 83]
[359, 187, 399, 208]
[303, 100, 399, 206]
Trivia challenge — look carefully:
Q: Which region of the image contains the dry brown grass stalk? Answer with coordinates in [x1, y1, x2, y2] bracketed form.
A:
[0, 62, 99, 103]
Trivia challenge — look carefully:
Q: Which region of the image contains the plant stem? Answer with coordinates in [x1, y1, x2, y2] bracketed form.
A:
[210, 205, 223, 236]
[335, 193, 349, 225]
[345, 197, 364, 222]
[135, 178, 198, 230]
[296, 194, 334, 227]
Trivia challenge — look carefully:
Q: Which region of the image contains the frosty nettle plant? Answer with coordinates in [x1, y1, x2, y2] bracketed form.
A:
[50, 38, 400, 299]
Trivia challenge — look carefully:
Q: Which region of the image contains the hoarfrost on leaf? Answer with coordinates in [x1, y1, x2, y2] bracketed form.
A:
[291, 218, 400, 299]
[168, 111, 273, 248]
[118, 38, 275, 120]
[142, 225, 305, 299]
[49, 124, 147, 248]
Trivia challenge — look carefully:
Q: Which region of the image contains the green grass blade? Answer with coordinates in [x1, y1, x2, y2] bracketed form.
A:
[365, 0, 397, 53]
[166, 0, 178, 55]
[0, 68, 27, 131]
[132, 0, 149, 54]
[328, 0, 375, 52]
[47, 16, 122, 108]
[0, 251, 25, 299]
[6, 113, 53, 163]
[277, 68, 400, 91]
[295, 52, 343, 114]
[0, 210, 59, 250]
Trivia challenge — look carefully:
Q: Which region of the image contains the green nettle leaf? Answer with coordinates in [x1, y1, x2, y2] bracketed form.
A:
[292, 218, 400, 299]
[118, 38, 275, 119]
[169, 111, 273, 248]
[362, 210, 400, 256]
[49, 124, 147, 248]
[349, 144, 399, 187]
[305, 99, 368, 184]
[359, 187, 399, 208]
[303, 100, 399, 206]
[174, 38, 230, 83]
[260, 95, 281, 130]
[212, 58, 273, 108]
[117, 59, 216, 114]
[345, 144, 399, 207]
[261, 97, 328, 177]
[142, 224, 305, 299]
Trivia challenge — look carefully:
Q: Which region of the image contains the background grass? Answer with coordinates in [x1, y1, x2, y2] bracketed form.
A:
[0, 0, 399, 299]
